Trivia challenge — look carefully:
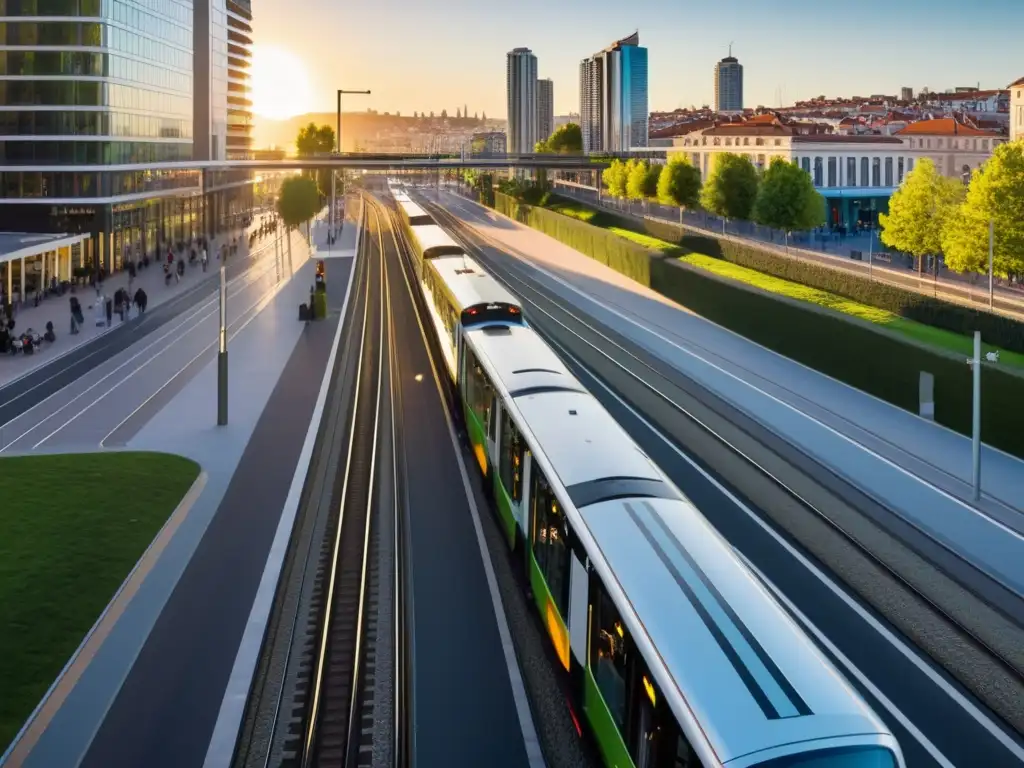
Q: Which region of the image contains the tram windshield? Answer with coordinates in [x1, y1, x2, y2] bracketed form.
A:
[461, 303, 524, 328]
[754, 746, 898, 768]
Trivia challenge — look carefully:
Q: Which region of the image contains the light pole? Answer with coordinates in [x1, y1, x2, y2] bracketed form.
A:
[217, 265, 228, 426]
[969, 331, 982, 501]
[332, 88, 371, 248]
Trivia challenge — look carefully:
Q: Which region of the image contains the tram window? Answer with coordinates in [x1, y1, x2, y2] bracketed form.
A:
[531, 467, 571, 617]
[499, 410, 524, 502]
[591, 587, 629, 731]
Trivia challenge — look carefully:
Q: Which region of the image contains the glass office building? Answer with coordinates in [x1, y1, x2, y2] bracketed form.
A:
[0, 0, 253, 273]
[579, 32, 649, 153]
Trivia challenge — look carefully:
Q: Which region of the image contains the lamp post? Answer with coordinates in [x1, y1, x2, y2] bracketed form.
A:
[333, 88, 371, 248]
[217, 265, 228, 426]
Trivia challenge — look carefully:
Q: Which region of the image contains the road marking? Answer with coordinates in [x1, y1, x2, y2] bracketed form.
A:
[0, 236, 291, 447]
[432, 193, 1024, 546]
[377, 200, 545, 768]
[30, 253, 292, 450]
[0, 471, 208, 768]
[201, 205, 359, 768]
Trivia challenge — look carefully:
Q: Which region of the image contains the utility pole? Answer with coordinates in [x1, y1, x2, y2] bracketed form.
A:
[217, 265, 228, 426]
[333, 88, 371, 247]
[970, 331, 982, 501]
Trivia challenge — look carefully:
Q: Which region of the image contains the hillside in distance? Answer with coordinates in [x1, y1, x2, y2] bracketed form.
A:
[253, 111, 505, 152]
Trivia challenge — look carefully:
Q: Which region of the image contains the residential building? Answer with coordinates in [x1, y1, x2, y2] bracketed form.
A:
[538, 79, 554, 143]
[0, 0, 256, 286]
[901, 87, 914, 102]
[555, 112, 580, 129]
[714, 52, 743, 112]
[579, 32, 649, 152]
[669, 115, 1005, 230]
[506, 47, 538, 153]
[470, 132, 508, 156]
[1010, 77, 1024, 141]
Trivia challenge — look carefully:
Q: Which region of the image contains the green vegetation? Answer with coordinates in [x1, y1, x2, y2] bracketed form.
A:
[0, 452, 200, 751]
[941, 142, 1024, 280]
[536, 122, 583, 154]
[295, 122, 337, 198]
[489, 191, 1024, 458]
[879, 158, 964, 273]
[656, 156, 702, 211]
[752, 158, 826, 239]
[700, 152, 760, 221]
[277, 176, 321, 231]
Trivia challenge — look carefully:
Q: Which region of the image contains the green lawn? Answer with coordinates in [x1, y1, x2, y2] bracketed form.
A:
[546, 200, 1024, 370]
[0, 452, 200, 752]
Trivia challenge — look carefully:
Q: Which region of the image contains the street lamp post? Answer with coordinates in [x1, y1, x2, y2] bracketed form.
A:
[217, 265, 228, 426]
[333, 88, 371, 248]
[969, 331, 982, 501]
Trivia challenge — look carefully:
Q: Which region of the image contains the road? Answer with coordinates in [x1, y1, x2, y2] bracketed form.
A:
[410, 187, 1024, 767]
[0, 233, 304, 453]
[551, 180, 1024, 321]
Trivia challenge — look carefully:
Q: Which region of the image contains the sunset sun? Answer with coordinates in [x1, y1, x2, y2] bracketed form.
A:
[251, 45, 313, 119]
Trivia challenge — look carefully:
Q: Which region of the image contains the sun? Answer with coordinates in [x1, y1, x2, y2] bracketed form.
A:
[251, 45, 313, 120]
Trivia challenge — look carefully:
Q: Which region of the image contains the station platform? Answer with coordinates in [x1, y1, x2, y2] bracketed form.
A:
[6, 221, 354, 768]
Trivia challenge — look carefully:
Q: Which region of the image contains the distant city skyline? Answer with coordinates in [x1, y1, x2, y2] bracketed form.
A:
[251, 0, 1024, 120]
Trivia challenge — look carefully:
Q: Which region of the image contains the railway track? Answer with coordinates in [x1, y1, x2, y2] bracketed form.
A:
[231, 205, 405, 768]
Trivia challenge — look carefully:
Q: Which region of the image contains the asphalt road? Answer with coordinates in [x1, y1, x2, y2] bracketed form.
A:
[368, 201, 536, 767]
[77, 265, 350, 768]
[0, 232, 292, 430]
[417, 190, 1024, 767]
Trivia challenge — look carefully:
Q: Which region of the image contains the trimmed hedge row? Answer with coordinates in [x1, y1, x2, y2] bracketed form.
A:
[651, 260, 1023, 459]
[487, 193, 1024, 459]
[552, 196, 1024, 355]
[495, 192, 651, 286]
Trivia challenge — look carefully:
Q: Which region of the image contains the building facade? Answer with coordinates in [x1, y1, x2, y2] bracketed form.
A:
[0, 0, 254, 278]
[670, 116, 1005, 230]
[714, 54, 743, 112]
[537, 78, 554, 143]
[506, 47, 537, 154]
[470, 131, 507, 156]
[579, 32, 648, 152]
[1010, 77, 1024, 142]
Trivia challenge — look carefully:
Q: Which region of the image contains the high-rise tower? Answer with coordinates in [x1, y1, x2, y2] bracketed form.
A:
[579, 32, 648, 152]
[538, 79, 555, 143]
[714, 46, 744, 112]
[506, 48, 538, 153]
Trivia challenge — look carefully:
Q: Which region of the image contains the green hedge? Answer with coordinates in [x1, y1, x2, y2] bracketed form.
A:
[486, 193, 1024, 459]
[650, 260, 1024, 459]
[550, 196, 1024, 355]
[495, 192, 652, 287]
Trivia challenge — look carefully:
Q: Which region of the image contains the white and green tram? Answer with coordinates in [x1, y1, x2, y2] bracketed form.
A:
[402, 213, 905, 768]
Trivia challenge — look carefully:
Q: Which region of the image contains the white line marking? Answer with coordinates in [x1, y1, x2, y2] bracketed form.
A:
[736, 552, 948, 768]
[431, 196, 1024, 544]
[545, 329, 1024, 763]
[201, 202, 360, 768]
[33, 260, 290, 450]
[377, 200, 545, 768]
[0, 236, 290, 445]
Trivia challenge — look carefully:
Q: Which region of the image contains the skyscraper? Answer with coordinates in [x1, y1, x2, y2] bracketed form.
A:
[714, 49, 744, 112]
[579, 32, 649, 152]
[0, 0, 255, 273]
[538, 79, 555, 143]
[506, 48, 538, 153]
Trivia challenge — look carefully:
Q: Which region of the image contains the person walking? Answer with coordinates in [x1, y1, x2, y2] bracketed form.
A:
[201, 246, 208, 272]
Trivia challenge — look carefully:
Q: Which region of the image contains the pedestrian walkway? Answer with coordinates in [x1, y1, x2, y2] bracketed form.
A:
[312, 195, 361, 259]
[0, 220, 270, 390]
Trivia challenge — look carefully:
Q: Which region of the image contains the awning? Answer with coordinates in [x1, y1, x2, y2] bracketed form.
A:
[0, 232, 90, 267]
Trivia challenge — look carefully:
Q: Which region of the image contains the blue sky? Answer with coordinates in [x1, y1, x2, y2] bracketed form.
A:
[251, 0, 1024, 119]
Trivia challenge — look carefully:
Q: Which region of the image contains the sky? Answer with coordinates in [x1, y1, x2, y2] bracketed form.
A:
[250, 0, 1024, 121]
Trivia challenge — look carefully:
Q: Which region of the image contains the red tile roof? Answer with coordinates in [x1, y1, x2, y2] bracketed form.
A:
[1010, 76, 1024, 88]
[895, 118, 999, 136]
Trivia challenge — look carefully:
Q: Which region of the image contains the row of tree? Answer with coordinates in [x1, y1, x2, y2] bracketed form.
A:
[603, 153, 826, 237]
[880, 142, 1024, 280]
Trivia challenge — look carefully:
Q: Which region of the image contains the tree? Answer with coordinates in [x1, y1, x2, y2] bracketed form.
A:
[699, 152, 760, 220]
[277, 175, 320, 263]
[603, 159, 628, 198]
[879, 158, 964, 273]
[752, 157, 826, 241]
[295, 122, 336, 198]
[626, 160, 659, 204]
[545, 123, 583, 154]
[942, 143, 1024, 280]
[657, 155, 702, 210]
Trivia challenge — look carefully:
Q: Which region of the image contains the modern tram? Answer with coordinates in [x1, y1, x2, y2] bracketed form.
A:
[396, 201, 905, 768]
[457, 331, 904, 768]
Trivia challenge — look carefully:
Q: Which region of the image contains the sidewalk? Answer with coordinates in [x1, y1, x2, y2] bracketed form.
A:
[311, 195, 361, 259]
[0, 220, 271, 390]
